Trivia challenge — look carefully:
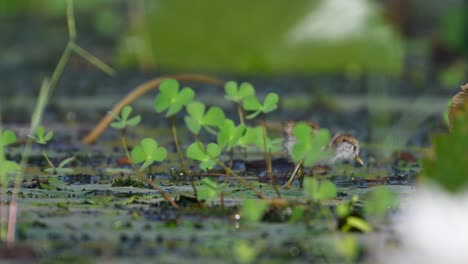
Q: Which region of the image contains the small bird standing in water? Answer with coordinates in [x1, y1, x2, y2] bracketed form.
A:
[283, 121, 364, 188]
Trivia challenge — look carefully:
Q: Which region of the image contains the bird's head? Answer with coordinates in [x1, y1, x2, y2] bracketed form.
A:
[329, 134, 364, 166]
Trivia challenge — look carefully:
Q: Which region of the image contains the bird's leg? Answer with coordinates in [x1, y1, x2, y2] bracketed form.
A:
[283, 159, 304, 189]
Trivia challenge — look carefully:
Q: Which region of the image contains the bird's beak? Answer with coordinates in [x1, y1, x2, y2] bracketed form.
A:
[354, 155, 364, 166]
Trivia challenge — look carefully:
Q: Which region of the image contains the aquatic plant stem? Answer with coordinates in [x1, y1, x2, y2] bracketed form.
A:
[41, 150, 56, 173]
[262, 125, 280, 198]
[237, 104, 245, 125]
[7, 0, 116, 244]
[120, 133, 179, 209]
[283, 160, 303, 189]
[171, 118, 197, 196]
[171, 117, 188, 173]
[66, 0, 76, 41]
[7, 78, 51, 246]
[82, 74, 224, 144]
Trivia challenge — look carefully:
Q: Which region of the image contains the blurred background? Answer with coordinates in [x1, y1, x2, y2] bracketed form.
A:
[0, 0, 466, 149]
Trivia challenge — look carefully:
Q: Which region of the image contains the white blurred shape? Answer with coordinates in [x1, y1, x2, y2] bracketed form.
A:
[288, 0, 372, 42]
[385, 184, 468, 264]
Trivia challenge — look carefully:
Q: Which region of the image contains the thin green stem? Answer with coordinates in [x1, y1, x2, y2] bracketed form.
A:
[171, 117, 188, 173]
[41, 150, 56, 173]
[66, 0, 76, 41]
[47, 44, 72, 100]
[174, 119, 198, 196]
[70, 42, 115, 76]
[6, 0, 116, 245]
[8, 78, 52, 246]
[262, 125, 280, 198]
[237, 104, 245, 124]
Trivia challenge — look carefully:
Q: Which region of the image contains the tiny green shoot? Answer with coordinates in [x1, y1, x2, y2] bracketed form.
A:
[131, 138, 168, 172]
[109, 105, 141, 129]
[28, 126, 74, 175]
[43, 157, 75, 175]
[29, 126, 54, 145]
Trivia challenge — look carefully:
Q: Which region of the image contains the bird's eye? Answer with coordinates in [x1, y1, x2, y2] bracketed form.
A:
[352, 145, 357, 151]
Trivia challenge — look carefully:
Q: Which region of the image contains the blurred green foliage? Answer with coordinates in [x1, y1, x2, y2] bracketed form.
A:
[2, 0, 403, 74]
[423, 106, 468, 192]
[0, 0, 112, 17]
[121, 0, 403, 74]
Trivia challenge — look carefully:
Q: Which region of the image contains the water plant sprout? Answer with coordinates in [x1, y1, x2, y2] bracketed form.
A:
[109, 105, 177, 208]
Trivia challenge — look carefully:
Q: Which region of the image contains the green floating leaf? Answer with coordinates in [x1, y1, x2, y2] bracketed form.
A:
[131, 138, 168, 171]
[225, 81, 255, 102]
[155, 79, 195, 117]
[241, 199, 268, 222]
[364, 186, 398, 217]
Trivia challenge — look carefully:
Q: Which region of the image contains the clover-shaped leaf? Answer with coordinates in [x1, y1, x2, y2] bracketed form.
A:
[131, 138, 168, 171]
[291, 123, 331, 167]
[186, 142, 221, 171]
[184, 101, 225, 135]
[224, 81, 255, 103]
[155, 79, 195, 117]
[237, 126, 259, 147]
[303, 177, 337, 201]
[0, 129, 17, 147]
[217, 119, 246, 150]
[110, 105, 141, 129]
[243, 92, 279, 119]
[29, 126, 54, 145]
